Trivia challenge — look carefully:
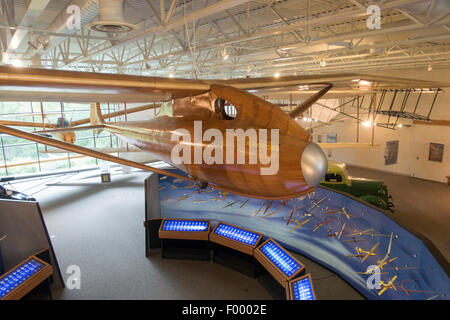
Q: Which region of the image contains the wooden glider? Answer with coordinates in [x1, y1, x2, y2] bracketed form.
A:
[413, 120, 450, 127]
[0, 67, 448, 199]
[0, 66, 448, 103]
[0, 120, 57, 129]
[38, 147, 142, 154]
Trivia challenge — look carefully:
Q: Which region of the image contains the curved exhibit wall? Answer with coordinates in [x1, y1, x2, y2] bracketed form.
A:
[157, 170, 449, 300]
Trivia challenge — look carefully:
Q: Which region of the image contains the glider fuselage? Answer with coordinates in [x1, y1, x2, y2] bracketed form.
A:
[103, 85, 324, 199]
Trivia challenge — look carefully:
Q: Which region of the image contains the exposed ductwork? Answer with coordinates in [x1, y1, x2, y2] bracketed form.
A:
[25, 0, 99, 59]
[87, 0, 137, 33]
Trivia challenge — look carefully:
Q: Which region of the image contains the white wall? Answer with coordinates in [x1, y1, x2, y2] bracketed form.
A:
[313, 68, 450, 183]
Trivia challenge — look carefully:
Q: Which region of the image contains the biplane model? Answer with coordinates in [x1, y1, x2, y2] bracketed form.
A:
[0, 66, 448, 200]
[347, 242, 380, 262]
[357, 233, 397, 275]
[378, 275, 399, 296]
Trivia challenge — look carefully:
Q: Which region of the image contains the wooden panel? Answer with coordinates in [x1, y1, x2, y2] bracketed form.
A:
[414, 120, 450, 126]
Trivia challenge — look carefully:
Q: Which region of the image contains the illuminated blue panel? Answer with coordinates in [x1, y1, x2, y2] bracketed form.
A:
[292, 276, 315, 300]
[259, 240, 302, 277]
[162, 220, 209, 232]
[214, 223, 260, 246]
[0, 259, 44, 299]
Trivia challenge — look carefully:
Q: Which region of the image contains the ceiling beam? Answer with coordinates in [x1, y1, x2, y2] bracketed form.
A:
[63, 0, 251, 68]
[3, 0, 50, 61]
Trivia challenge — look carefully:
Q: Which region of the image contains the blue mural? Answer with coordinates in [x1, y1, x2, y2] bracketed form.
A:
[157, 170, 450, 300]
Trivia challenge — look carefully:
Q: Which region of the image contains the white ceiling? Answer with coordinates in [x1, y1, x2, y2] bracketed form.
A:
[1, 0, 449, 78]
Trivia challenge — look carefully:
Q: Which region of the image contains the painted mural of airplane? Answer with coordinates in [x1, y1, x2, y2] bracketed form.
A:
[0, 66, 448, 200]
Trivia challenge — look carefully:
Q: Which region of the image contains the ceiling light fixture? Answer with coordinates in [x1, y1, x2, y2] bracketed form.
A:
[11, 59, 24, 68]
[358, 80, 372, 86]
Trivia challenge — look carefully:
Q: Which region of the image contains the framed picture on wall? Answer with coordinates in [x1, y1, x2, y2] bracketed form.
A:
[385, 140, 399, 166]
[327, 134, 337, 143]
[429, 143, 444, 162]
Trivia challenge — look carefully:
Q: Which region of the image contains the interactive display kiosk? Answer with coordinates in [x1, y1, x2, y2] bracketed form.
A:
[255, 239, 305, 300]
[288, 274, 316, 300]
[0, 199, 63, 299]
[159, 219, 211, 260]
[0, 255, 53, 300]
[210, 222, 263, 277]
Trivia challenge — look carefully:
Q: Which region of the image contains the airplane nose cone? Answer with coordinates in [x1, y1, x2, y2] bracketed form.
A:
[301, 142, 328, 187]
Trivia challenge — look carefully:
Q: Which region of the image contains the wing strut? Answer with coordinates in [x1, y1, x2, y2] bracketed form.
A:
[288, 84, 332, 119]
[0, 124, 194, 182]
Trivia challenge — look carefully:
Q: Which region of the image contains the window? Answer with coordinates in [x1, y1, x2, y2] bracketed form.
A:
[0, 102, 122, 177]
[214, 98, 236, 120]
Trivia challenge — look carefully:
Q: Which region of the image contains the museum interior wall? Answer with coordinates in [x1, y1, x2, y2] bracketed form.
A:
[314, 68, 450, 183]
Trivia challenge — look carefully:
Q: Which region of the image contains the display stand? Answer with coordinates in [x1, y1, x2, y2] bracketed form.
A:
[145, 219, 162, 256]
[0, 255, 53, 300]
[212, 243, 257, 277]
[144, 173, 162, 256]
[143, 172, 320, 299]
[0, 199, 64, 293]
[209, 222, 263, 278]
[254, 239, 306, 300]
[256, 264, 288, 300]
[0, 235, 5, 275]
[287, 274, 316, 300]
[159, 219, 211, 261]
[161, 239, 211, 261]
